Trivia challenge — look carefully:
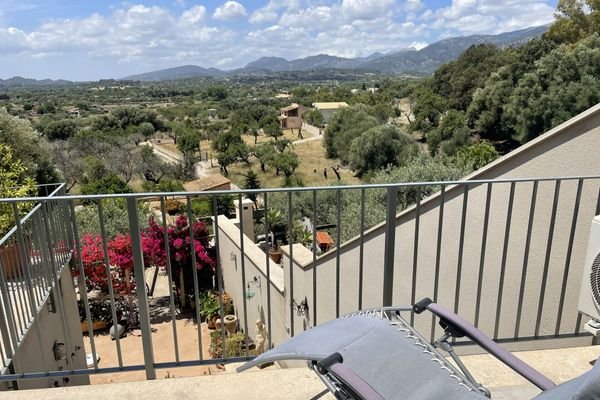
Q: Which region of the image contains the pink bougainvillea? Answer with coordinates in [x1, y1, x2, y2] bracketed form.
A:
[141, 215, 215, 273]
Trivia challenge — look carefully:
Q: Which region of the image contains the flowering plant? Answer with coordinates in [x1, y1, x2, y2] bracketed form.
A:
[142, 215, 214, 271]
[141, 215, 216, 293]
[74, 215, 216, 297]
[73, 233, 136, 294]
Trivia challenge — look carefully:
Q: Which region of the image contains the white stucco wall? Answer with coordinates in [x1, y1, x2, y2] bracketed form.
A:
[8, 265, 89, 390]
[216, 216, 289, 350]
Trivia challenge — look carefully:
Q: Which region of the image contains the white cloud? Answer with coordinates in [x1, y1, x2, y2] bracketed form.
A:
[0, 0, 559, 79]
[249, 0, 296, 24]
[0, 5, 232, 65]
[181, 5, 206, 24]
[426, 0, 555, 35]
[404, 0, 424, 12]
[341, 0, 395, 21]
[213, 1, 247, 21]
[249, 9, 278, 24]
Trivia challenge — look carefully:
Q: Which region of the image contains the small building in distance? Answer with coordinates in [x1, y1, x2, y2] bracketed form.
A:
[275, 90, 291, 100]
[183, 174, 231, 192]
[279, 103, 308, 130]
[312, 102, 349, 123]
[66, 107, 80, 117]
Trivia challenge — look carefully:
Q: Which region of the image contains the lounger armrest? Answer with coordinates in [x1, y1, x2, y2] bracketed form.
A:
[414, 298, 555, 391]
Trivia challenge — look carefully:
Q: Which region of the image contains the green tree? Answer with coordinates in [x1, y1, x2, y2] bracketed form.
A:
[0, 108, 58, 184]
[0, 144, 36, 236]
[204, 85, 228, 101]
[453, 141, 499, 170]
[427, 110, 470, 156]
[80, 174, 132, 196]
[262, 118, 283, 140]
[76, 199, 150, 239]
[349, 125, 419, 175]
[304, 109, 324, 127]
[38, 119, 78, 141]
[138, 122, 155, 138]
[323, 105, 378, 162]
[243, 170, 262, 206]
[137, 145, 175, 185]
[37, 101, 56, 114]
[467, 37, 558, 143]
[177, 128, 202, 178]
[252, 143, 274, 172]
[409, 86, 446, 134]
[271, 151, 299, 177]
[141, 178, 184, 193]
[505, 35, 600, 143]
[546, 0, 600, 44]
[431, 44, 513, 111]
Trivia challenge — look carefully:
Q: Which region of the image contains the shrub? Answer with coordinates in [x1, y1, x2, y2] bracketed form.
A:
[0, 143, 36, 236]
[141, 215, 216, 294]
[164, 199, 184, 215]
[78, 299, 124, 323]
[73, 233, 136, 294]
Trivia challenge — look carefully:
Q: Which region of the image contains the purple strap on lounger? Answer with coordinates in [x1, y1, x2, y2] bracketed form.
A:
[330, 363, 385, 400]
[426, 303, 556, 391]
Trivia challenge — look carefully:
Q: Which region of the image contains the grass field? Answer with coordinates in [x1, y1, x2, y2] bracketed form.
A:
[226, 138, 361, 188]
[153, 128, 355, 188]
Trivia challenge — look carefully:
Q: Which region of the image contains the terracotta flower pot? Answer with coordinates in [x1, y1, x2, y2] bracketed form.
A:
[268, 248, 282, 264]
[80, 321, 108, 333]
[0, 242, 23, 279]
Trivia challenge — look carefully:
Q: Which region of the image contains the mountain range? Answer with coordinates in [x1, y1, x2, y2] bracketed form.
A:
[122, 25, 548, 81]
[0, 76, 73, 87]
[0, 25, 549, 85]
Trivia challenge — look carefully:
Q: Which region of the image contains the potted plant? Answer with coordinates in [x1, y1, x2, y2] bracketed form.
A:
[0, 144, 36, 280]
[199, 291, 220, 329]
[269, 240, 283, 264]
[223, 314, 238, 335]
[209, 331, 255, 359]
[78, 299, 123, 333]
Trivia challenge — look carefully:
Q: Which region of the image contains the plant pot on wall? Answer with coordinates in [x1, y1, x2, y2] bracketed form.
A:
[268, 247, 282, 264]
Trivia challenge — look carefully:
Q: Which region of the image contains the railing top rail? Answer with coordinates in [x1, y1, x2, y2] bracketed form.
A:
[0, 175, 600, 203]
[0, 182, 66, 246]
[0, 175, 599, 203]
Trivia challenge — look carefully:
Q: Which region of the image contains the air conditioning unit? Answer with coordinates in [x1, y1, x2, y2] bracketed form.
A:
[578, 216, 600, 335]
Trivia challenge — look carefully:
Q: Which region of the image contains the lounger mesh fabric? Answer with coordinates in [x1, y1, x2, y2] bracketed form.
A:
[238, 311, 487, 399]
[535, 359, 600, 400]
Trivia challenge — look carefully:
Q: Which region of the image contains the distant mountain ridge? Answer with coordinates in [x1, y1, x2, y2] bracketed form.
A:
[242, 52, 387, 72]
[122, 65, 225, 81]
[360, 25, 550, 73]
[122, 24, 548, 81]
[0, 25, 549, 85]
[0, 76, 73, 87]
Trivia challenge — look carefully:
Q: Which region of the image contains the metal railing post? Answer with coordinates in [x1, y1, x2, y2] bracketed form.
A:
[126, 197, 156, 380]
[382, 187, 398, 307]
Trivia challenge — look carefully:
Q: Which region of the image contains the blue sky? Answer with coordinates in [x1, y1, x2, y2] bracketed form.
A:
[0, 0, 558, 81]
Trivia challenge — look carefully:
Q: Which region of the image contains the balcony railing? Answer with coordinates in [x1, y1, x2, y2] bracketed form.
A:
[0, 183, 70, 370]
[0, 175, 599, 386]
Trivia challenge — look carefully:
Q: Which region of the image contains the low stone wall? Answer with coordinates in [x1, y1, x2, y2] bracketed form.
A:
[301, 122, 321, 136]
